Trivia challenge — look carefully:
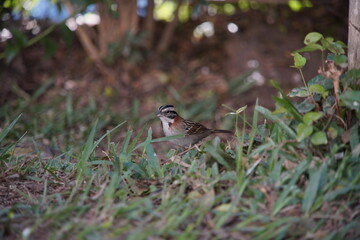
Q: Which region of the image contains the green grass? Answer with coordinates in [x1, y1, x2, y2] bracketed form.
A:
[0, 89, 359, 240]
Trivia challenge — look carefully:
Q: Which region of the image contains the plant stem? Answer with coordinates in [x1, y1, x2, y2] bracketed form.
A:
[321, 50, 325, 72]
[299, 68, 317, 106]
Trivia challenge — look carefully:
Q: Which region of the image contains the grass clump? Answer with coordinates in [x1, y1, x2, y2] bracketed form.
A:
[1, 33, 360, 240]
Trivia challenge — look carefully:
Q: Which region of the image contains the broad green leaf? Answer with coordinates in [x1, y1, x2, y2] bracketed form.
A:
[325, 37, 334, 42]
[311, 131, 328, 145]
[303, 112, 324, 125]
[334, 54, 348, 68]
[321, 38, 332, 51]
[292, 53, 306, 68]
[296, 123, 313, 141]
[294, 43, 323, 53]
[308, 75, 333, 90]
[304, 32, 323, 45]
[309, 84, 328, 98]
[288, 87, 309, 98]
[328, 41, 346, 55]
[339, 90, 360, 112]
[294, 99, 315, 113]
[341, 69, 360, 89]
[335, 40, 347, 48]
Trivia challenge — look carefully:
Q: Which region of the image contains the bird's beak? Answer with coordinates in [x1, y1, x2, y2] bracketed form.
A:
[156, 110, 161, 117]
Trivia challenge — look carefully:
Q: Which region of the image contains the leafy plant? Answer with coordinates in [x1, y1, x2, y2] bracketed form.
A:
[268, 32, 360, 148]
[253, 32, 360, 215]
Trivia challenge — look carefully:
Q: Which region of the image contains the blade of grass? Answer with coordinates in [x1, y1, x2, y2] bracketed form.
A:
[246, 99, 260, 155]
[0, 114, 22, 143]
[272, 160, 309, 216]
[302, 163, 328, 214]
[78, 120, 126, 177]
[204, 144, 231, 170]
[256, 106, 297, 139]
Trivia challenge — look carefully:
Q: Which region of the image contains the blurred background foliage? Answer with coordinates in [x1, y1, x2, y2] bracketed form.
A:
[0, 0, 348, 126]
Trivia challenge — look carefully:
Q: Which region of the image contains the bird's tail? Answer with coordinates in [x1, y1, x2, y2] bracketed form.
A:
[211, 129, 234, 134]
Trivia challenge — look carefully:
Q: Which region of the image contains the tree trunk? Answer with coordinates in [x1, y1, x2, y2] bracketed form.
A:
[348, 0, 360, 69]
[98, 0, 138, 57]
[144, 0, 155, 49]
[156, 0, 182, 54]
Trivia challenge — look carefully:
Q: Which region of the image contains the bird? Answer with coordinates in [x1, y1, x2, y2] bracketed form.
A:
[156, 105, 233, 147]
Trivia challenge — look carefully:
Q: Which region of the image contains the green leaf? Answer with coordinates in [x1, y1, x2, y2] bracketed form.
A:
[256, 106, 297, 139]
[310, 131, 328, 145]
[294, 99, 315, 113]
[270, 81, 303, 122]
[273, 97, 303, 122]
[334, 54, 348, 68]
[339, 90, 360, 112]
[294, 43, 324, 53]
[292, 53, 306, 68]
[341, 69, 360, 89]
[308, 84, 328, 98]
[308, 75, 333, 90]
[321, 38, 332, 51]
[328, 41, 346, 55]
[335, 40, 347, 48]
[302, 163, 327, 213]
[303, 111, 324, 125]
[296, 123, 313, 141]
[288, 87, 309, 98]
[304, 32, 323, 45]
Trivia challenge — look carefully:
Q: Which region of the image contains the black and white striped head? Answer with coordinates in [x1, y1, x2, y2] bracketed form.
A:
[157, 105, 178, 123]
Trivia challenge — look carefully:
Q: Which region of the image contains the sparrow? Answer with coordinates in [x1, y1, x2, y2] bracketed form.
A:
[156, 105, 233, 147]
